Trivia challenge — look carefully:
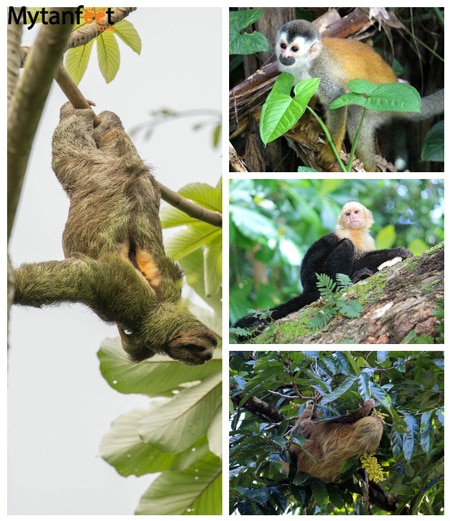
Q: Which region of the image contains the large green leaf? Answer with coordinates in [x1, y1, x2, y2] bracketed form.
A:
[403, 414, 418, 461]
[376, 224, 396, 249]
[99, 403, 179, 475]
[421, 120, 444, 162]
[161, 182, 221, 228]
[179, 182, 222, 211]
[96, 28, 120, 83]
[136, 451, 222, 515]
[229, 9, 270, 55]
[164, 222, 220, 260]
[65, 39, 94, 84]
[260, 74, 320, 145]
[230, 205, 278, 242]
[99, 406, 217, 476]
[98, 338, 222, 397]
[329, 79, 421, 113]
[208, 405, 222, 458]
[113, 19, 141, 54]
[204, 233, 222, 295]
[138, 372, 222, 453]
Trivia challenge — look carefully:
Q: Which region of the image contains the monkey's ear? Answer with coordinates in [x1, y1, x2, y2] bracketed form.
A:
[309, 40, 322, 59]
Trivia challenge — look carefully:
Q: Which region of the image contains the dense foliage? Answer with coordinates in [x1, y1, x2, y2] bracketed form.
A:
[229, 350, 444, 515]
[99, 180, 222, 515]
[229, 179, 444, 325]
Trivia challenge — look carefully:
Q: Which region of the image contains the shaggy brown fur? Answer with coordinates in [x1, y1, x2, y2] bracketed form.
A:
[14, 103, 217, 365]
[284, 399, 383, 482]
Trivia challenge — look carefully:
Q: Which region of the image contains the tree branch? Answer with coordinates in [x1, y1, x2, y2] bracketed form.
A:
[18, 45, 222, 229]
[231, 390, 285, 423]
[68, 7, 137, 47]
[8, 8, 75, 239]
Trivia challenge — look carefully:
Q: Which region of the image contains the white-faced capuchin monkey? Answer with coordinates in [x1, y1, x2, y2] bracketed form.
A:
[233, 201, 412, 337]
[276, 20, 444, 171]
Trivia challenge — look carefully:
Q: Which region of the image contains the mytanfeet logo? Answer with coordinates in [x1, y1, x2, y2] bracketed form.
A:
[8, 6, 115, 30]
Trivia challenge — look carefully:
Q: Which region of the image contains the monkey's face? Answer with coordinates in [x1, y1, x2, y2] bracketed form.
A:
[276, 20, 322, 81]
[339, 202, 373, 230]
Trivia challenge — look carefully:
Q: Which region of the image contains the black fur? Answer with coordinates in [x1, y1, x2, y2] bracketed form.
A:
[233, 233, 412, 337]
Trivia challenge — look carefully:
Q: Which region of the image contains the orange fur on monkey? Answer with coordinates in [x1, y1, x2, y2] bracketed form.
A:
[284, 399, 383, 483]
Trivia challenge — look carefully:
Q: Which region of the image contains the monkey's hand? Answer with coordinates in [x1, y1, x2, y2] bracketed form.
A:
[351, 267, 374, 283]
[391, 248, 413, 259]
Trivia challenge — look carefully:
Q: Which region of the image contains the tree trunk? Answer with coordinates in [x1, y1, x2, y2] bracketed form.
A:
[247, 243, 444, 344]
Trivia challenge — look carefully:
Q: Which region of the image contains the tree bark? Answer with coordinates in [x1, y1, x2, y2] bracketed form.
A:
[248, 243, 444, 344]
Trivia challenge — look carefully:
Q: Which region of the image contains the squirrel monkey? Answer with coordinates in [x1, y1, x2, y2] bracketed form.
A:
[276, 20, 444, 171]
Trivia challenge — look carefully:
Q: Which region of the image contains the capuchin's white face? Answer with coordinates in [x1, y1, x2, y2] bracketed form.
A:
[338, 202, 374, 230]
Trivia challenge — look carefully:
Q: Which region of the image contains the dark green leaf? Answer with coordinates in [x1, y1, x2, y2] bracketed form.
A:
[329, 79, 421, 113]
[421, 120, 444, 162]
[403, 414, 418, 461]
[229, 9, 270, 55]
[419, 410, 434, 455]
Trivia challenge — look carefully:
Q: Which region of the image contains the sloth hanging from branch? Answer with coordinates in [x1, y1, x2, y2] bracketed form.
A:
[13, 103, 218, 365]
[283, 398, 384, 483]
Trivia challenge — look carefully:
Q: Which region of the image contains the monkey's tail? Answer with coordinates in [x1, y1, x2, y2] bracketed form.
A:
[407, 89, 444, 121]
[232, 291, 316, 341]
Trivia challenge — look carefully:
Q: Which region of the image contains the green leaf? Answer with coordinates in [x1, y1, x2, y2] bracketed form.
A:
[419, 410, 434, 455]
[179, 182, 222, 211]
[178, 249, 221, 313]
[310, 308, 334, 330]
[99, 403, 179, 475]
[138, 372, 222, 453]
[421, 120, 444, 162]
[160, 183, 221, 228]
[136, 452, 222, 515]
[310, 480, 329, 508]
[329, 79, 422, 113]
[407, 238, 429, 255]
[164, 222, 221, 260]
[98, 338, 222, 397]
[96, 29, 120, 83]
[230, 206, 278, 241]
[260, 75, 320, 145]
[335, 272, 353, 290]
[337, 299, 363, 318]
[208, 405, 222, 458]
[113, 19, 141, 54]
[65, 39, 94, 84]
[316, 273, 336, 298]
[321, 376, 356, 404]
[229, 9, 270, 55]
[204, 233, 222, 294]
[212, 122, 221, 148]
[403, 414, 418, 461]
[376, 224, 396, 249]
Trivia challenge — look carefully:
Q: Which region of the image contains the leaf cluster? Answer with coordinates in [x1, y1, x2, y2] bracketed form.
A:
[96, 181, 223, 515]
[98, 340, 222, 515]
[229, 350, 444, 515]
[229, 9, 270, 56]
[259, 75, 442, 171]
[161, 179, 222, 330]
[310, 273, 362, 330]
[65, 8, 141, 84]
